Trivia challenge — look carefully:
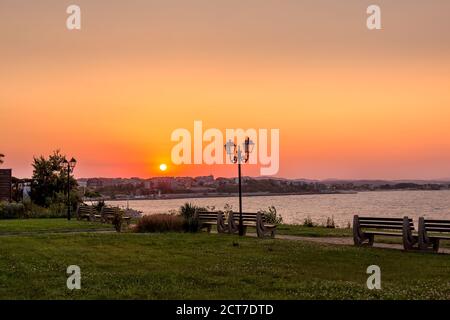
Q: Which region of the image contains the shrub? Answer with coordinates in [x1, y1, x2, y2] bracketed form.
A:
[0, 202, 26, 219]
[48, 202, 67, 217]
[94, 200, 106, 213]
[112, 209, 124, 232]
[22, 199, 66, 219]
[179, 203, 198, 220]
[303, 216, 315, 227]
[223, 203, 233, 219]
[325, 216, 336, 229]
[258, 206, 283, 224]
[135, 214, 184, 233]
[179, 203, 203, 232]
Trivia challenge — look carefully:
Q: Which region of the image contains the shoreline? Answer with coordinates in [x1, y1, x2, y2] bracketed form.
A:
[97, 191, 357, 202]
[87, 188, 450, 203]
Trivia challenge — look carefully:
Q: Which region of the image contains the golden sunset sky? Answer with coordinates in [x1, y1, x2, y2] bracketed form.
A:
[1, 0, 450, 179]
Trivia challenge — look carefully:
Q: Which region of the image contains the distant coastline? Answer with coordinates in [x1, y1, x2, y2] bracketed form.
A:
[99, 190, 356, 202]
[90, 188, 450, 203]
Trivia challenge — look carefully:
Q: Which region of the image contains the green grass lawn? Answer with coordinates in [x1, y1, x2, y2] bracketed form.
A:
[0, 231, 449, 299]
[276, 224, 450, 248]
[0, 218, 113, 234]
[277, 224, 352, 237]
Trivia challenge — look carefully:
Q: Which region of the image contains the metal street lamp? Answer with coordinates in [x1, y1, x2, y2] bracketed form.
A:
[224, 137, 255, 236]
[62, 157, 77, 221]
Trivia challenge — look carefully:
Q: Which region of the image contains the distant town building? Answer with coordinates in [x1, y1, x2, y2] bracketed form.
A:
[87, 178, 103, 188]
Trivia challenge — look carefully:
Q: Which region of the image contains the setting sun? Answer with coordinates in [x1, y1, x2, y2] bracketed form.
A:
[159, 163, 168, 172]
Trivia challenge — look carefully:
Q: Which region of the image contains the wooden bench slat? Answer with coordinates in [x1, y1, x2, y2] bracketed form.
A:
[359, 220, 411, 225]
[423, 219, 450, 224]
[424, 223, 450, 229]
[364, 231, 403, 236]
[428, 235, 450, 240]
[359, 217, 411, 221]
[424, 227, 450, 232]
[360, 224, 404, 230]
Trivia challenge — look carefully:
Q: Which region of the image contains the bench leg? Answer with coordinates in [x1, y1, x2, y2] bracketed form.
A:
[270, 229, 276, 238]
[367, 234, 374, 246]
[432, 239, 440, 252]
[354, 233, 374, 246]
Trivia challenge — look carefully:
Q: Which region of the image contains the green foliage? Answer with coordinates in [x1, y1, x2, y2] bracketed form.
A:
[303, 216, 316, 227]
[179, 202, 203, 232]
[179, 202, 197, 220]
[0, 200, 65, 220]
[222, 203, 233, 219]
[0, 232, 449, 299]
[84, 190, 101, 198]
[135, 214, 185, 233]
[93, 200, 106, 213]
[325, 216, 336, 229]
[0, 202, 26, 219]
[30, 150, 79, 208]
[258, 206, 283, 224]
[112, 209, 124, 232]
[16, 199, 66, 219]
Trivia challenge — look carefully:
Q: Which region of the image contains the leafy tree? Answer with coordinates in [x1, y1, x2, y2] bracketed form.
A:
[30, 150, 79, 208]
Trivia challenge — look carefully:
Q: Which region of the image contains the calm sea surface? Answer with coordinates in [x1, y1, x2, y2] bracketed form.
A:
[106, 190, 450, 227]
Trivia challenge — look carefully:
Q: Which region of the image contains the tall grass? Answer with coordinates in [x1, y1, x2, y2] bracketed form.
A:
[135, 214, 184, 233]
[179, 203, 202, 232]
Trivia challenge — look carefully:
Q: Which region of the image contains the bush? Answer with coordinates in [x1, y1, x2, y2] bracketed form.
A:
[179, 203, 198, 220]
[0, 202, 26, 219]
[325, 216, 336, 229]
[48, 202, 67, 217]
[303, 216, 315, 227]
[112, 209, 124, 232]
[94, 200, 106, 213]
[223, 203, 233, 220]
[23, 199, 66, 219]
[179, 203, 203, 232]
[0, 200, 68, 219]
[135, 214, 185, 233]
[258, 206, 283, 224]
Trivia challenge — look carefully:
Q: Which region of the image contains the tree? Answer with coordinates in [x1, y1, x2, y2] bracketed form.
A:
[30, 150, 79, 207]
[0, 153, 4, 165]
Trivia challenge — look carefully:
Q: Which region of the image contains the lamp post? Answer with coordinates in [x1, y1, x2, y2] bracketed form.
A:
[62, 157, 77, 221]
[224, 137, 255, 236]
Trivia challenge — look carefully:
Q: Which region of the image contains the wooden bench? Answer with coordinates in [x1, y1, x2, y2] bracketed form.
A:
[196, 211, 228, 233]
[100, 207, 131, 225]
[418, 218, 450, 252]
[353, 215, 417, 250]
[228, 212, 277, 238]
[76, 205, 101, 221]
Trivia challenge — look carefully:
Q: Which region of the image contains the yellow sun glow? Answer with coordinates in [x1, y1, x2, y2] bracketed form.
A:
[159, 163, 168, 171]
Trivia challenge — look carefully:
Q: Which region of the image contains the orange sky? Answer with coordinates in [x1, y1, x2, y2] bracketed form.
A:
[1, 0, 450, 179]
